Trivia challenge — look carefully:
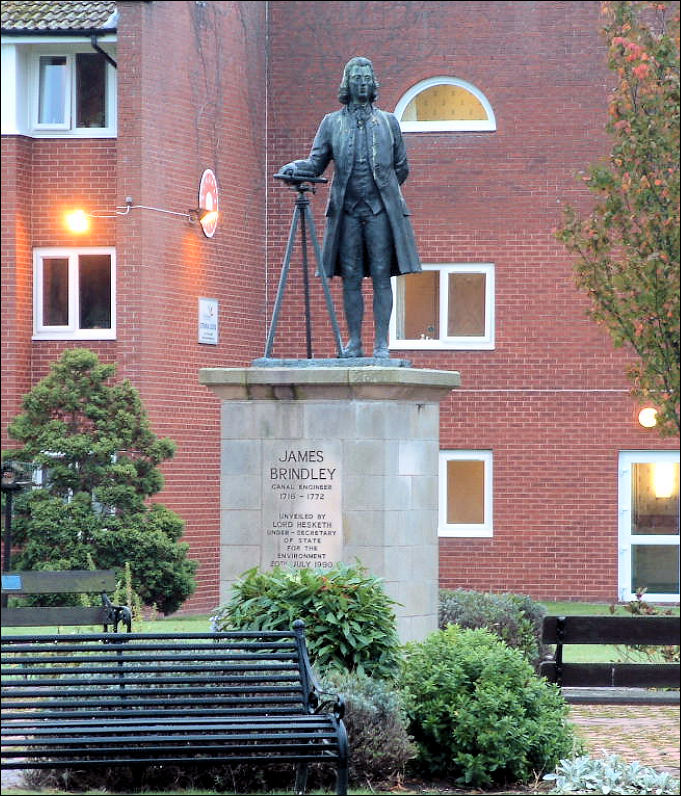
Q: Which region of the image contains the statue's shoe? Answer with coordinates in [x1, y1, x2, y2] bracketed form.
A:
[373, 346, 390, 358]
[342, 342, 364, 358]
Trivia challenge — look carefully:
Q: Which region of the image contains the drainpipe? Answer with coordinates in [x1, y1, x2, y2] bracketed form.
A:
[91, 35, 117, 69]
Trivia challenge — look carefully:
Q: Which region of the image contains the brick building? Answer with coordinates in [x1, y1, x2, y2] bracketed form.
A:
[2, 1, 678, 613]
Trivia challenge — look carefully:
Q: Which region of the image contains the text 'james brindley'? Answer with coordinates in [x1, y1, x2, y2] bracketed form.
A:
[271, 448, 336, 481]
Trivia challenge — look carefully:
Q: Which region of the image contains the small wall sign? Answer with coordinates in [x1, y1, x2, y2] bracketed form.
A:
[198, 169, 219, 238]
[198, 297, 219, 345]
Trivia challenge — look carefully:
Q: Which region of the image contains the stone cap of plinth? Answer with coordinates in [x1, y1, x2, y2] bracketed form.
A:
[199, 366, 461, 402]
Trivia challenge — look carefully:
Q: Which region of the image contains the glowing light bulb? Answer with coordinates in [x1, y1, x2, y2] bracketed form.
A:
[638, 407, 658, 429]
[65, 209, 90, 234]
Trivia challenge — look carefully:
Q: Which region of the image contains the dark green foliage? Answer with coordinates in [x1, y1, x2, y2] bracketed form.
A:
[7, 348, 197, 615]
[399, 626, 579, 788]
[93, 506, 196, 615]
[438, 588, 547, 665]
[211, 563, 401, 678]
[322, 669, 416, 788]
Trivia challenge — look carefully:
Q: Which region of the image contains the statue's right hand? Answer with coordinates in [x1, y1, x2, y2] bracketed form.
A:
[280, 160, 317, 178]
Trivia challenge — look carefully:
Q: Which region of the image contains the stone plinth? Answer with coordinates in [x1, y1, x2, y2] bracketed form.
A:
[199, 366, 460, 642]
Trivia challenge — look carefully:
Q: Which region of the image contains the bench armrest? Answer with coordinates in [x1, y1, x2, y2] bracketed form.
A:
[310, 687, 346, 720]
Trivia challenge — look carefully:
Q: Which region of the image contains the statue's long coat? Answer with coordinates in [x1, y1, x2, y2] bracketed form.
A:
[293, 105, 421, 278]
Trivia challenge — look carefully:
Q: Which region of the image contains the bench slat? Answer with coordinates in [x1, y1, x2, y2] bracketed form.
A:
[539, 661, 679, 688]
[1, 606, 110, 627]
[541, 615, 680, 645]
[1, 570, 117, 594]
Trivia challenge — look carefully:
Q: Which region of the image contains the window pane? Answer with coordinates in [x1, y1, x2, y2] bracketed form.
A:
[42, 257, 69, 326]
[38, 56, 67, 124]
[632, 462, 680, 536]
[404, 85, 487, 122]
[76, 53, 106, 128]
[448, 273, 486, 336]
[79, 255, 111, 329]
[447, 459, 485, 524]
[631, 546, 680, 594]
[397, 271, 439, 339]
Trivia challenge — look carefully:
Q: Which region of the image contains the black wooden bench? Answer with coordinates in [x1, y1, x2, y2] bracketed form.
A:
[1, 569, 131, 632]
[539, 614, 680, 704]
[1, 620, 349, 795]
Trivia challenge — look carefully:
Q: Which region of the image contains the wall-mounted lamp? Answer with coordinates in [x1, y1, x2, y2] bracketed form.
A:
[638, 407, 659, 429]
[64, 169, 219, 238]
[64, 208, 92, 234]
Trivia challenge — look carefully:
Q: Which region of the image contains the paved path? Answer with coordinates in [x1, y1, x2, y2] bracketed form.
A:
[568, 703, 680, 777]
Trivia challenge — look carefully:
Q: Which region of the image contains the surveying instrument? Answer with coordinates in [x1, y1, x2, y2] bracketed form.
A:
[263, 170, 344, 359]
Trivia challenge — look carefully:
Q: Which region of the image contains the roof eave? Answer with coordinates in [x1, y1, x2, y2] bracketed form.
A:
[1, 27, 117, 37]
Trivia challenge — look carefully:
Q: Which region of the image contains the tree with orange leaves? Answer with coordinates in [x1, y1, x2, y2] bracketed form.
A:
[558, 1, 679, 435]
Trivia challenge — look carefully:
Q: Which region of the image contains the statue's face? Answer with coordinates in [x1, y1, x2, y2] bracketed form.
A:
[348, 64, 373, 104]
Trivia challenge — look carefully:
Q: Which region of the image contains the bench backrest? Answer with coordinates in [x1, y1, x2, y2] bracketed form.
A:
[541, 614, 680, 646]
[539, 614, 680, 692]
[1, 570, 130, 631]
[1, 628, 315, 718]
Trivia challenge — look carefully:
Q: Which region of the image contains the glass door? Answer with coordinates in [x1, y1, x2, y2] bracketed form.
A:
[618, 451, 680, 602]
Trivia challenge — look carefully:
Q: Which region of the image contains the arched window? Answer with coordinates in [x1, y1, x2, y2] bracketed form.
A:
[394, 77, 496, 132]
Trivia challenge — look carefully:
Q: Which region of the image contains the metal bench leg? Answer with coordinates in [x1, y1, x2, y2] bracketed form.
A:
[335, 763, 349, 796]
[295, 762, 309, 794]
[336, 718, 349, 795]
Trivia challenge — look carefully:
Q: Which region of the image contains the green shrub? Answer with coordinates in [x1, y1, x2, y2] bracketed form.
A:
[438, 587, 547, 665]
[544, 754, 681, 794]
[321, 669, 416, 788]
[399, 625, 579, 788]
[211, 562, 401, 678]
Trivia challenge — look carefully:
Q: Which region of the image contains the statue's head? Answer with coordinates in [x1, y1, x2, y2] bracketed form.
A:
[337, 56, 379, 105]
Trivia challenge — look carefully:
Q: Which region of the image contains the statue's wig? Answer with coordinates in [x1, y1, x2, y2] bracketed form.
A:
[337, 56, 379, 105]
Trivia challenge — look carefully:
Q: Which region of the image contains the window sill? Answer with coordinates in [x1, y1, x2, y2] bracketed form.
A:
[439, 528, 494, 538]
[33, 331, 116, 341]
[391, 341, 495, 351]
[27, 129, 117, 139]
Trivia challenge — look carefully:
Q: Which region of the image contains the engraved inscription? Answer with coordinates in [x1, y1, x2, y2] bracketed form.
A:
[261, 440, 342, 570]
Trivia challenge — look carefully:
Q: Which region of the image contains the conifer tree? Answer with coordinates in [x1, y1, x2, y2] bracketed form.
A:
[7, 348, 197, 614]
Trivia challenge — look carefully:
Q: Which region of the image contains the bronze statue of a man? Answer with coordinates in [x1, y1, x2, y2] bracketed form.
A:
[281, 56, 421, 358]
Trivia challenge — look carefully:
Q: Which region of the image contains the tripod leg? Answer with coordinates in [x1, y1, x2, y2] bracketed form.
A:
[299, 208, 313, 358]
[305, 205, 344, 357]
[264, 206, 300, 358]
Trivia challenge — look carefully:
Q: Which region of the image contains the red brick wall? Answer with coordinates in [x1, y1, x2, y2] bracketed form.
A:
[1, 1, 268, 614]
[1, 135, 33, 444]
[112, 0, 268, 612]
[266, 1, 679, 601]
[2, 1, 678, 612]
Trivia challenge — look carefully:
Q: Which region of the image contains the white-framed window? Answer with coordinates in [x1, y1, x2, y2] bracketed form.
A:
[33, 247, 116, 340]
[439, 450, 493, 537]
[618, 450, 680, 603]
[394, 76, 496, 132]
[1, 39, 117, 137]
[390, 263, 494, 350]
